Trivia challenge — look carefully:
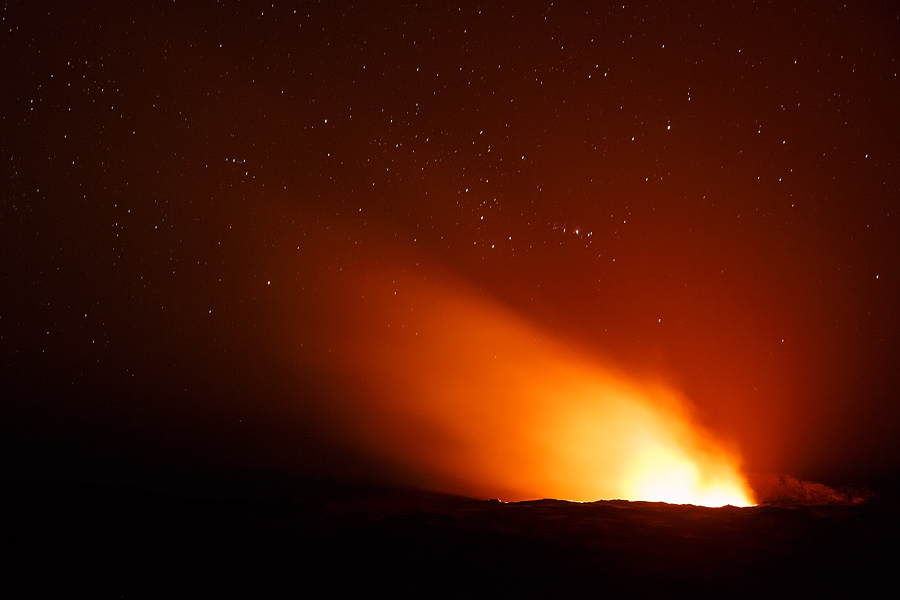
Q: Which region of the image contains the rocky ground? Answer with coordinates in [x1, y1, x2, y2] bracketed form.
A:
[4, 479, 898, 598]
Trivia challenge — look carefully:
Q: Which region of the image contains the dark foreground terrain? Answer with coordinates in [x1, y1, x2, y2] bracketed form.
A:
[4, 479, 898, 598]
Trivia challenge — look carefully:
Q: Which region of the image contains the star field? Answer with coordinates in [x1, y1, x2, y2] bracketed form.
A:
[2, 1, 900, 491]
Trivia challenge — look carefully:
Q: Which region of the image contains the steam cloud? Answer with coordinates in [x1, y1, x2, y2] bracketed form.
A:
[280, 222, 754, 506]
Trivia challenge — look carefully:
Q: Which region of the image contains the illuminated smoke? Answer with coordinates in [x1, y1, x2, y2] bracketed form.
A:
[287, 229, 755, 507]
[750, 474, 871, 505]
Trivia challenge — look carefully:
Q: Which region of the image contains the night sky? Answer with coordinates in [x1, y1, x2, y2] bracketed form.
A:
[3, 1, 899, 498]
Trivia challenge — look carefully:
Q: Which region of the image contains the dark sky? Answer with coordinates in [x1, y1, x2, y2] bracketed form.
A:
[2, 1, 899, 496]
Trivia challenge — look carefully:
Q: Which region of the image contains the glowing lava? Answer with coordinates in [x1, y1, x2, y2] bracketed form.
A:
[288, 232, 755, 508]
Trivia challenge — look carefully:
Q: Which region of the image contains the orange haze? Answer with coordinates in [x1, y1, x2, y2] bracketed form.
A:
[287, 227, 755, 507]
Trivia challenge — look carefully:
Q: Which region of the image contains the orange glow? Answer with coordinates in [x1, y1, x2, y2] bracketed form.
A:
[290, 236, 755, 507]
